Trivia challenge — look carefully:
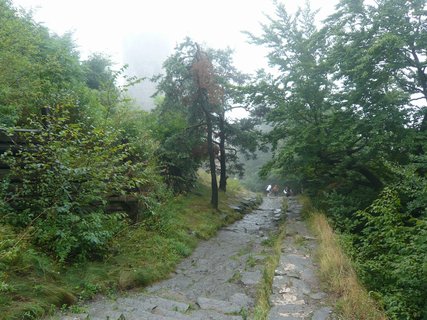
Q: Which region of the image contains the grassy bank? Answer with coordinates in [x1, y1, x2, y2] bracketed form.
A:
[300, 197, 387, 320]
[252, 198, 288, 320]
[0, 174, 256, 320]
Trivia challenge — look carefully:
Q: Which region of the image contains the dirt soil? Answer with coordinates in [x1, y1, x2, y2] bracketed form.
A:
[53, 196, 334, 320]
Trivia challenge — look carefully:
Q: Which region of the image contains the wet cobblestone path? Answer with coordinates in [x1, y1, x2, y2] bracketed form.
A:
[268, 197, 333, 320]
[55, 197, 282, 320]
[54, 197, 334, 320]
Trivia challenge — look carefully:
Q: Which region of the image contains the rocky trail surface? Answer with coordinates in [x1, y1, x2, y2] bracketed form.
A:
[54, 197, 333, 320]
[268, 198, 333, 320]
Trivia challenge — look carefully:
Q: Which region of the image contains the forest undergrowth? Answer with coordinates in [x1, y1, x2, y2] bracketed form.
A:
[0, 173, 252, 320]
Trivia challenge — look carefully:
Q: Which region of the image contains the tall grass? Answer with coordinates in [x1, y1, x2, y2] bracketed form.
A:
[303, 196, 387, 320]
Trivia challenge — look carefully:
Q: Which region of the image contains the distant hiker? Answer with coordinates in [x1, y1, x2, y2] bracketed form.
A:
[284, 186, 291, 197]
[272, 184, 279, 196]
[266, 184, 272, 195]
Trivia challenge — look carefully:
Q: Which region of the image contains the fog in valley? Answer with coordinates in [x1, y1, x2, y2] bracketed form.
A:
[11, 0, 339, 110]
[123, 33, 172, 110]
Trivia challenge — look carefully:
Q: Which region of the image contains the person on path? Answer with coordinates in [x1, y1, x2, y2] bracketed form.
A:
[266, 184, 272, 195]
[272, 184, 279, 196]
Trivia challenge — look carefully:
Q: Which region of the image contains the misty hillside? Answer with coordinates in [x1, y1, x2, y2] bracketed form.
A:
[123, 33, 172, 110]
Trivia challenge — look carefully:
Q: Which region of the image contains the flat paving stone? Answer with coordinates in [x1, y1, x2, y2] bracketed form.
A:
[309, 292, 327, 300]
[268, 304, 311, 319]
[241, 270, 262, 285]
[312, 307, 333, 320]
[197, 297, 242, 313]
[115, 295, 190, 312]
[190, 309, 243, 320]
[151, 307, 193, 319]
[229, 292, 253, 309]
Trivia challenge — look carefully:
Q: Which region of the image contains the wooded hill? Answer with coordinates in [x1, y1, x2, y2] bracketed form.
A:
[0, 0, 260, 318]
[245, 1, 427, 318]
[0, 0, 426, 319]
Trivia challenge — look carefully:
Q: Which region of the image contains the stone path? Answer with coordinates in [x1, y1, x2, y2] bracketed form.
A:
[53, 196, 334, 320]
[54, 197, 283, 320]
[268, 197, 333, 320]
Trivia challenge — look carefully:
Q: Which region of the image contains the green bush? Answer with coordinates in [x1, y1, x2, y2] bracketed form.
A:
[150, 110, 202, 193]
[352, 187, 427, 319]
[0, 107, 130, 262]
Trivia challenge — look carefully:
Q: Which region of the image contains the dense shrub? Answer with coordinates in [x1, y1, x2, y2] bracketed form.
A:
[0, 108, 132, 262]
[150, 110, 202, 193]
[350, 187, 427, 319]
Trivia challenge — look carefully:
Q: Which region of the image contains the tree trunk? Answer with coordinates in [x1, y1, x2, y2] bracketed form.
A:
[193, 45, 219, 209]
[205, 110, 219, 208]
[218, 113, 227, 192]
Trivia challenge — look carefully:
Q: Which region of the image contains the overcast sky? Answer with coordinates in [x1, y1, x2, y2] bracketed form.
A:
[10, 0, 340, 110]
[11, 0, 339, 73]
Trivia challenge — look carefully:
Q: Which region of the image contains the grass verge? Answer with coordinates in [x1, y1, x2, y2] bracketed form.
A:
[252, 198, 287, 320]
[0, 173, 256, 320]
[301, 196, 387, 320]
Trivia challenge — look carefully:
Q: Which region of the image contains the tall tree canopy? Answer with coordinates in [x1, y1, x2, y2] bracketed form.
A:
[247, 0, 427, 318]
[0, 0, 86, 127]
[154, 38, 260, 204]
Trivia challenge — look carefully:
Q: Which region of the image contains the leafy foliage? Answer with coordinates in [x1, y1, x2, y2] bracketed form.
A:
[1, 108, 131, 261]
[353, 187, 427, 319]
[248, 0, 427, 318]
[152, 39, 207, 193]
[154, 38, 260, 196]
[0, 0, 168, 265]
[0, 0, 85, 127]
[150, 109, 201, 193]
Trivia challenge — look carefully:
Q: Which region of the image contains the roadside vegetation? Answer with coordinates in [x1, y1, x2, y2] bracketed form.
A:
[0, 1, 259, 318]
[0, 171, 255, 320]
[247, 1, 427, 318]
[1, 0, 427, 319]
[300, 197, 387, 320]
